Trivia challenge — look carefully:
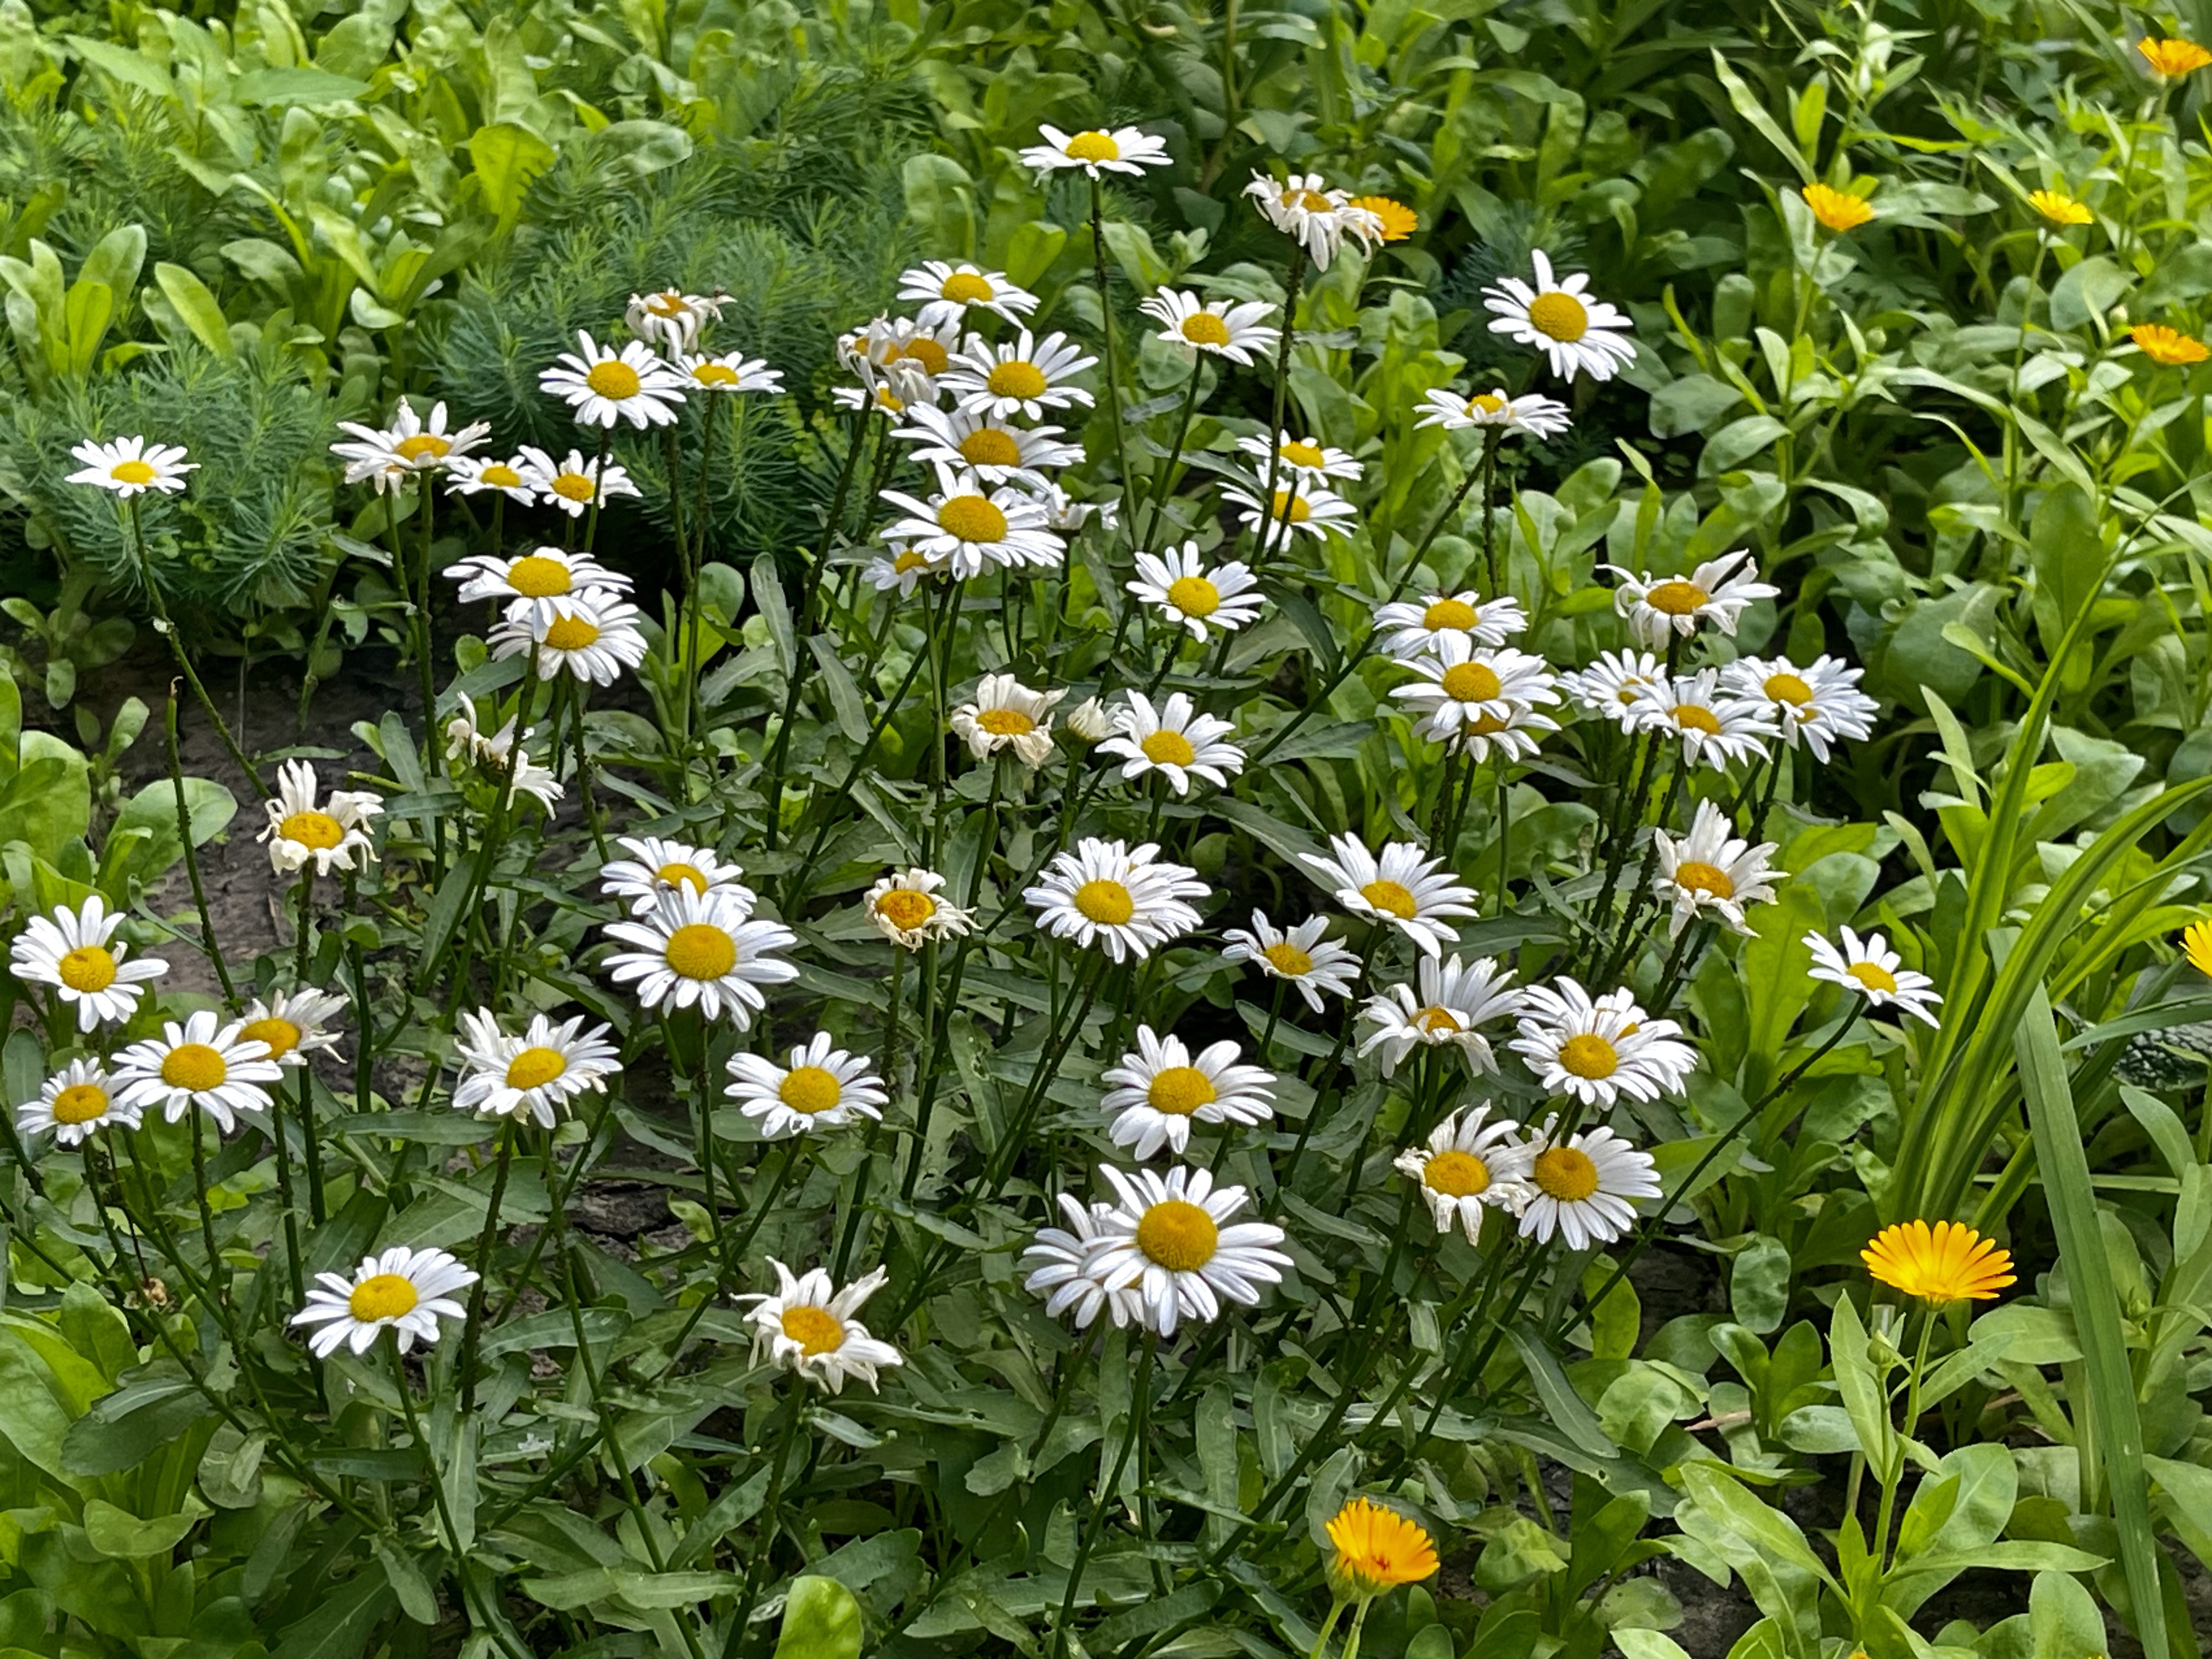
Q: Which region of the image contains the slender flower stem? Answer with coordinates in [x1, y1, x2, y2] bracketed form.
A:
[132, 497, 268, 800]
[165, 690, 237, 1001]
[1049, 1334, 1156, 1659]
[1087, 174, 1136, 539]
[456, 1122, 518, 1415]
[727, 1389, 809, 1658]
[1137, 359, 1206, 554]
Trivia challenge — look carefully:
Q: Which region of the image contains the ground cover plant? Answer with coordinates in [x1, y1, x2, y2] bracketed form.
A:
[10, 1, 2212, 1657]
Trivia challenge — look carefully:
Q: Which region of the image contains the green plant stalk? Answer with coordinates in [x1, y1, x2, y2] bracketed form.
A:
[1339, 1596, 1373, 1659]
[830, 945, 905, 1280]
[455, 1122, 518, 1415]
[1870, 1305, 1936, 1592]
[1266, 930, 1383, 1214]
[664, 424, 694, 762]
[1048, 1333, 1156, 1659]
[1305, 1599, 1347, 1659]
[165, 690, 237, 1001]
[135, 498, 268, 802]
[389, 1333, 467, 1559]
[726, 1387, 809, 1659]
[1087, 174, 1137, 543]
[1137, 358, 1206, 554]
[784, 633, 936, 914]
[580, 427, 614, 558]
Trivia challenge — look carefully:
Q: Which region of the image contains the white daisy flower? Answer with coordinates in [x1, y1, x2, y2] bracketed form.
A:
[1560, 649, 1668, 729]
[625, 289, 724, 353]
[65, 436, 196, 497]
[1097, 692, 1244, 797]
[1033, 484, 1118, 534]
[940, 330, 1097, 421]
[1482, 251, 1638, 382]
[8, 895, 167, 1032]
[1725, 655, 1880, 763]
[1442, 698, 1560, 763]
[1511, 980, 1696, 1108]
[444, 454, 537, 503]
[1654, 799, 1784, 938]
[261, 759, 381, 876]
[1300, 833, 1478, 958]
[835, 316, 951, 413]
[1220, 912, 1361, 1011]
[452, 1009, 620, 1128]
[444, 546, 633, 610]
[1358, 953, 1525, 1077]
[444, 713, 562, 808]
[1243, 172, 1384, 270]
[1604, 555, 1780, 648]
[1634, 670, 1779, 771]
[830, 380, 915, 419]
[598, 834, 754, 918]
[515, 446, 644, 519]
[1517, 1120, 1661, 1250]
[1394, 1106, 1533, 1243]
[236, 988, 348, 1067]
[1390, 637, 1560, 743]
[490, 589, 651, 685]
[1221, 476, 1358, 543]
[1024, 838, 1208, 962]
[865, 868, 975, 951]
[1805, 927, 1942, 1025]
[19, 1059, 139, 1148]
[291, 1245, 477, 1359]
[601, 889, 798, 1025]
[1235, 431, 1363, 483]
[1127, 543, 1264, 640]
[1101, 1026, 1276, 1160]
[1063, 696, 1117, 744]
[1022, 1196, 1142, 1330]
[674, 351, 783, 396]
[894, 404, 1080, 484]
[1138, 290, 1279, 365]
[1020, 125, 1171, 178]
[1414, 386, 1573, 437]
[539, 331, 689, 428]
[898, 261, 1040, 328]
[1373, 590, 1527, 661]
[861, 545, 950, 596]
[951, 674, 1064, 768]
[111, 1011, 283, 1133]
[329, 400, 489, 489]
[741, 1261, 902, 1394]
[879, 464, 1065, 579]
[726, 1034, 889, 1139]
[1086, 1165, 1291, 1336]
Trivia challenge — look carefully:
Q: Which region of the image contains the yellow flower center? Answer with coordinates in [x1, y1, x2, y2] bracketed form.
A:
[873, 386, 906, 413]
[1645, 579, 1709, 616]
[1359, 879, 1418, 919]
[664, 923, 737, 980]
[780, 1306, 844, 1355]
[110, 459, 156, 485]
[1141, 730, 1197, 767]
[1848, 961, 1899, 994]
[160, 1043, 227, 1091]
[893, 550, 929, 573]
[1466, 712, 1509, 736]
[1166, 574, 1221, 617]
[1135, 1198, 1219, 1271]
[986, 361, 1048, 401]
[1764, 672, 1813, 706]
[1296, 189, 1334, 212]
[1532, 1146, 1600, 1201]
[1558, 1034, 1618, 1079]
[1440, 662, 1502, 703]
[904, 338, 950, 376]
[691, 363, 740, 386]
[1279, 439, 1327, 470]
[585, 360, 642, 400]
[646, 294, 689, 317]
[1672, 704, 1722, 736]
[348, 1273, 419, 1322]
[281, 810, 345, 850]
[240, 1017, 302, 1060]
[977, 708, 1036, 736]
[1147, 1065, 1217, 1115]
[938, 495, 1009, 543]
[656, 861, 709, 893]
[1421, 598, 1477, 631]
[1417, 1005, 1463, 1034]
[505, 1046, 568, 1090]
[551, 471, 596, 502]
[1262, 941, 1314, 975]
[1424, 1149, 1491, 1197]
[940, 270, 995, 303]
[394, 433, 450, 461]
[1073, 879, 1135, 925]
[52, 1084, 109, 1125]
[1064, 130, 1121, 162]
[960, 429, 1022, 468]
[1270, 489, 1312, 523]
[543, 615, 601, 652]
[1674, 860, 1736, 899]
[1526, 291, 1589, 342]
[1467, 393, 1506, 416]
[1180, 313, 1232, 346]
[481, 463, 523, 487]
[875, 889, 937, 930]
[506, 555, 572, 597]
[778, 1065, 843, 1114]
[57, 946, 117, 992]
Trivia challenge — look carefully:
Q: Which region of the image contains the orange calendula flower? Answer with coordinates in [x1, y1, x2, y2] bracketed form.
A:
[1326, 1497, 1438, 1595]
[2184, 919, 2212, 978]
[1802, 183, 1875, 232]
[2028, 189, 2094, 227]
[2141, 35, 2212, 75]
[1349, 195, 1419, 242]
[1863, 1220, 2016, 1305]
[2134, 323, 2211, 365]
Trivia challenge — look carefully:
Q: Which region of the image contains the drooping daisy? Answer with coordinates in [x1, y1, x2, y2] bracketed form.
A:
[1101, 1026, 1277, 1160]
[1863, 1220, 2015, 1304]
[1414, 386, 1573, 438]
[1220, 912, 1362, 1011]
[19, 1059, 139, 1148]
[1394, 1106, 1532, 1243]
[1634, 670, 1779, 771]
[1126, 543, 1263, 640]
[1373, 591, 1528, 661]
[261, 759, 381, 876]
[515, 446, 644, 520]
[1220, 477, 1358, 543]
[624, 289, 723, 353]
[940, 330, 1098, 421]
[1301, 833, 1478, 958]
[65, 436, 196, 497]
[893, 404, 1080, 484]
[1243, 172, 1385, 270]
[601, 889, 799, 1025]
[1138, 290, 1279, 365]
[861, 544, 949, 597]
[329, 400, 488, 489]
[1097, 692, 1245, 797]
[1653, 799, 1784, 937]
[865, 868, 976, 950]
[236, 988, 348, 1067]
[1033, 484, 1118, 534]
[452, 1009, 621, 1128]
[1358, 953, 1525, 1077]
[597, 834, 754, 918]
[1025, 838, 1208, 962]
[836, 315, 958, 410]
[1725, 654, 1879, 762]
[489, 589, 651, 685]
[951, 674, 1064, 768]
[878, 463, 1066, 579]
[1022, 1197, 1141, 1330]
[1086, 1165, 1291, 1336]
[444, 713, 562, 808]
[1235, 431, 1364, 483]
[1604, 555, 1779, 647]
[539, 331, 689, 428]
[1511, 980, 1696, 1108]
[1443, 699, 1560, 763]
[1482, 251, 1638, 382]
[897, 261, 1040, 328]
[1805, 927, 1942, 1025]
[673, 351, 783, 396]
[1327, 1499, 1439, 1595]
[1516, 1120, 1661, 1249]
[741, 1261, 903, 1393]
[444, 546, 633, 610]
[8, 896, 168, 1032]
[1063, 696, 1116, 744]
[1389, 639, 1559, 743]
[110, 1011, 284, 1133]
[726, 1034, 890, 1139]
[444, 453, 537, 503]
[291, 1246, 477, 1359]
[1801, 182, 1875, 232]
[1560, 649, 1669, 729]
[1020, 125, 1171, 178]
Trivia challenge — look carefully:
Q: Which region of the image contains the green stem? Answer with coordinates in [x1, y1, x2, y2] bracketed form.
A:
[165, 690, 236, 1001]
[1049, 1334, 1155, 1659]
[456, 1122, 518, 1415]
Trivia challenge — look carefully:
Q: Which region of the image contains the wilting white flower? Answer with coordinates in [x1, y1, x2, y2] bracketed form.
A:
[261, 759, 381, 876]
[741, 1261, 902, 1393]
[1605, 555, 1779, 648]
[1652, 799, 1784, 937]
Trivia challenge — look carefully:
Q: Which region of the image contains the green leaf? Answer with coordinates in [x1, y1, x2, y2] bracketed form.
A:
[469, 123, 557, 225]
[63, 35, 174, 100]
[153, 262, 234, 356]
[234, 67, 370, 105]
[82, 1499, 196, 1559]
[773, 1576, 863, 1659]
[806, 637, 868, 744]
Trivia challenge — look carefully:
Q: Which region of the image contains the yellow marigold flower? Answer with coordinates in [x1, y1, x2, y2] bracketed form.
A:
[1862, 1220, 2016, 1306]
[2133, 323, 2211, 365]
[2028, 189, 2094, 227]
[1326, 1497, 1438, 1595]
[1350, 195, 1419, 242]
[1802, 182, 1875, 232]
[2141, 35, 2212, 75]
[2184, 919, 2212, 978]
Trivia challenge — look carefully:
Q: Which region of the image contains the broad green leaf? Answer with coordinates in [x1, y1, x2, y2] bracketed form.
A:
[774, 1576, 861, 1659]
